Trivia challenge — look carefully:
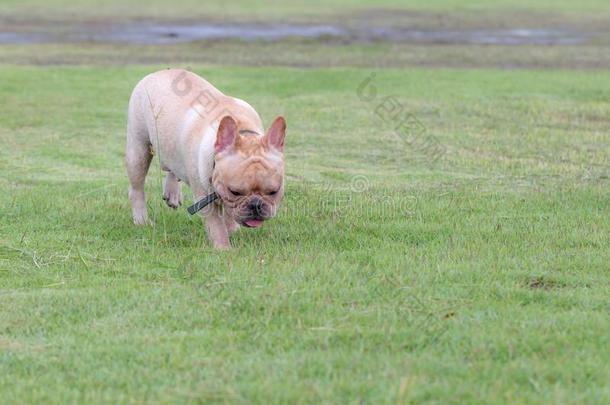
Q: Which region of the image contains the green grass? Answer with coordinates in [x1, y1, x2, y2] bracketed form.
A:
[1, 65, 609, 403]
[3, 41, 610, 70]
[2, 0, 610, 20]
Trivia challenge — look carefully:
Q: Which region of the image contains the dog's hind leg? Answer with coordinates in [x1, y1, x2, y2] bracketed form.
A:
[126, 124, 153, 225]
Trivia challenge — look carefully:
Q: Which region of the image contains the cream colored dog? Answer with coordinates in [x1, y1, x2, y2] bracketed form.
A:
[126, 69, 286, 249]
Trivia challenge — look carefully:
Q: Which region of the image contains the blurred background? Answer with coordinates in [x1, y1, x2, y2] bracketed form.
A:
[1, 0, 609, 68]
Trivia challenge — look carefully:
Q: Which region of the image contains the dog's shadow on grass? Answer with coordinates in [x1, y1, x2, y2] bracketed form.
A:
[98, 186, 440, 253]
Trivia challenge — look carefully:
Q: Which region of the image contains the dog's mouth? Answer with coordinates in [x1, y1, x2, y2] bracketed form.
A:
[242, 218, 264, 228]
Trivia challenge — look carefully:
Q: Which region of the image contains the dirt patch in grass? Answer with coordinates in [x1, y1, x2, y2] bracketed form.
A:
[524, 276, 567, 291]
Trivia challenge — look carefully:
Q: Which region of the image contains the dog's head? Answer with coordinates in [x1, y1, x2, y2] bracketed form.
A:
[212, 115, 286, 228]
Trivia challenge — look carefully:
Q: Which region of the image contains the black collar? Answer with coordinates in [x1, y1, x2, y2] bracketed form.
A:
[187, 159, 218, 215]
[187, 192, 219, 215]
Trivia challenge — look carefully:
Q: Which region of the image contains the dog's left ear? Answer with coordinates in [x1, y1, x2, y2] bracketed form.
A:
[266, 116, 286, 153]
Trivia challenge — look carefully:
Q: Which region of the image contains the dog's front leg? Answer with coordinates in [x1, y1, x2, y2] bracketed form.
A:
[204, 204, 231, 250]
[224, 210, 240, 234]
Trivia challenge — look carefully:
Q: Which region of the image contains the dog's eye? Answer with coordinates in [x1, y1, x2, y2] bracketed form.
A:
[228, 188, 243, 196]
[268, 190, 278, 196]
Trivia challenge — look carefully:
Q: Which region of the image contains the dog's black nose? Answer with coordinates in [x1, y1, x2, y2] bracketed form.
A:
[248, 198, 264, 216]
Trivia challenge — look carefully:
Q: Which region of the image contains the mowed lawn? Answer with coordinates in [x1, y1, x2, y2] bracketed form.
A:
[0, 66, 609, 403]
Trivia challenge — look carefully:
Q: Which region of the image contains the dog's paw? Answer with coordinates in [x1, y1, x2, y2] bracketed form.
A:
[212, 241, 232, 250]
[133, 213, 153, 226]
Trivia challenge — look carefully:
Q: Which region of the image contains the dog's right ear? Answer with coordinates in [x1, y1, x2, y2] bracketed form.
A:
[215, 116, 238, 153]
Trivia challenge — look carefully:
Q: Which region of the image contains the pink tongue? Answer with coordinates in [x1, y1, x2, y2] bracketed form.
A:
[244, 219, 264, 228]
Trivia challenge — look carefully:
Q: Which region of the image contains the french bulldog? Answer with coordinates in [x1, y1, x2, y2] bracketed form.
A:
[126, 69, 286, 249]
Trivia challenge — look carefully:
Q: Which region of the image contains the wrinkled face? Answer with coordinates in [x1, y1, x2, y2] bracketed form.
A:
[212, 115, 286, 228]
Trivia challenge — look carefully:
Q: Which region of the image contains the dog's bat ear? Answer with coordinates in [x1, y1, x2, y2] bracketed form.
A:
[215, 115, 238, 153]
[266, 116, 286, 153]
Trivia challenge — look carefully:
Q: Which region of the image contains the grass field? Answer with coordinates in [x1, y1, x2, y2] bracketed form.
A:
[1, 1, 610, 404]
[2, 65, 609, 403]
